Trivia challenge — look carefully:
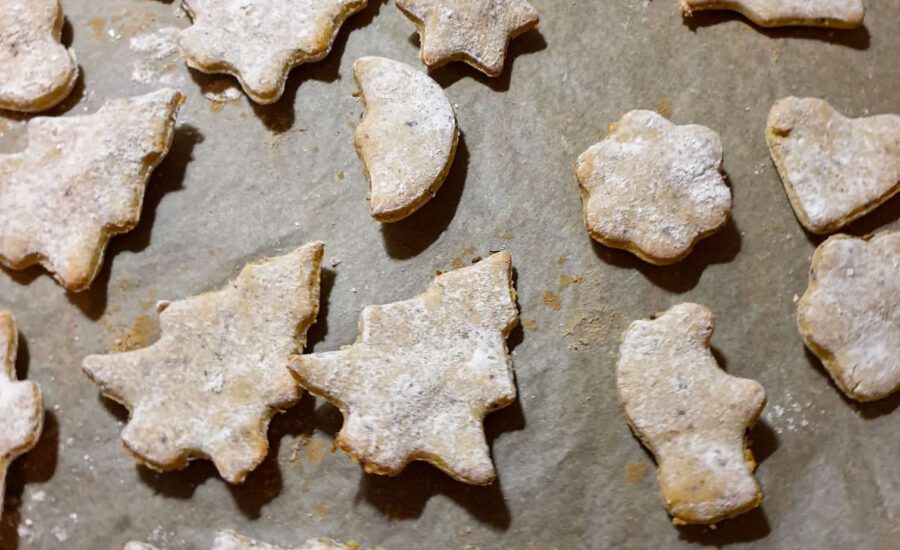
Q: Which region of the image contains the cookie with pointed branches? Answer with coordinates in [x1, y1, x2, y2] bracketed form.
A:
[213, 530, 370, 550]
[575, 110, 731, 265]
[396, 0, 539, 77]
[82, 243, 324, 484]
[0, 0, 78, 112]
[0, 310, 43, 512]
[679, 0, 865, 28]
[0, 89, 184, 292]
[617, 303, 766, 525]
[179, 0, 367, 104]
[798, 232, 899, 401]
[353, 56, 458, 222]
[289, 251, 518, 485]
[766, 97, 899, 234]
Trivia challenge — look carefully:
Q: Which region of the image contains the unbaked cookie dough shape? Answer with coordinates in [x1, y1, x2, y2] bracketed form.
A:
[289, 251, 518, 485]
[0, 0, 78, 112]
[178, 0, 367, 104]
[396, 0, 539, 77]
[0, 88, 184, 292]
[618, 303, 766, 525]
[679, 0, 865, 28]
[0, 310, 43, 512]
[82, 243, 324, 484]
[575, 110, 731, 265]
[766, 97, 899, 234]
[353, 56, 458, 222]
[798, 232, 899, 402]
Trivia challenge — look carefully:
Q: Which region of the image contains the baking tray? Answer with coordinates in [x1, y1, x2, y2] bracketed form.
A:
[0, 0, 897, 548]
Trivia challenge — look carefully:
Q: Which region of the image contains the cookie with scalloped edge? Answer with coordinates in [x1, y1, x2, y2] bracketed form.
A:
[179, 0, 367, 104]
[575, 110, 731, 265]
[353, 56, 458, 222]
[0, 88, 184, 292]
[0, 0, 78, 112]
[396, 0, 539, 77]
[766, 97, 899, 234]
[83, 243, 323, 484]
[798, 231, 899, 401]
[680, 0, 865, 28]
[289, 251, 518, 485]
[0, 310, 43, 512]
[618, 303, 766, 525]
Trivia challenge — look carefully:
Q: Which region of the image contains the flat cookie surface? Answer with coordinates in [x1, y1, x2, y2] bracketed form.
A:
[797, 232, 900, 401]
[0, 0, 78, 112]
[396, 0, 539, 77]
[679, 0, 865, 28]
[617, 303, 766, 524]
[82, 243, 323, 484]
[766, 97, 900, 234]
[575, 110, 731, 265]
[0, 88, 184, 291]
[0, 310, 43, 513]
[214, 530, 363, 550]
[289, 251, 518, 485]
[179, 0, 367, 104]
[353, 56, 458, 222]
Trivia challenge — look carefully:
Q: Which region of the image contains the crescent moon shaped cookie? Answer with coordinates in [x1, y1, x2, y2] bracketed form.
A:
[178, 0, 367, 104]
[617, 303, 766, 525]
[82, 243, 323, 484]
[679, 0, 865, 29]
[766, 97, 900, 234]
[798, 232, 899, 402]
[0, 0, 78, 112]
[0, 89, 184, 292]
[574, 110, 731, 265]
[396, 0, 540, 77]
[213, 531, 368, 550]
[289, 251, 518, 485]
[0, 310, 43, 513]
[353, 56, 458, 222]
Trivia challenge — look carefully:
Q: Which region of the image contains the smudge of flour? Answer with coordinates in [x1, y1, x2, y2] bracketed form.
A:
[129, 27, 183, 86]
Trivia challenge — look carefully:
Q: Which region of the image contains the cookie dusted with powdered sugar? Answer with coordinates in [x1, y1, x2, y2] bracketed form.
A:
[289, 252, 518, 485]
[0, 89, 184, 292]
[83, 243, 323, 484]
[618, 303, 766, 525]
[798, 232, 899, 401]
[396, 0, 539, 77]
[179, 0, 367, 104]
[680, 0, 864, 28]
[575, 110, 731, 265]
[0, 0, 78, 112]
[766, 97, 899, 234]
[353, 56, 458, 222]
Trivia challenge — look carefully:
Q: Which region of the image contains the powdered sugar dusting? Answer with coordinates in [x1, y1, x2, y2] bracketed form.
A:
[290, 252, 518, 485]
[129, 27, 184, 87]
[354, 56, 458, 222]
[617, 303, 766, 524]
[797, 232, 900, 401]
[575, 110, 731, 265]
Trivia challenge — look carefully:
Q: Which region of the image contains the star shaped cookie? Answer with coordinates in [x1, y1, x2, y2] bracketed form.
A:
[82, 243, 324, 484]
[575, 110, 732, 265]
[178, 0, 368, 104]
[767, 97, 900, 234]
[0, 310, 43, 512]
[618, 303, 766, 524]
[798, 232, 899, 401]
[0, 0, 78, 112]
[289, 251, 518, 485]
[0, 88, 184, 292]
[396, 0, 540, 77]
